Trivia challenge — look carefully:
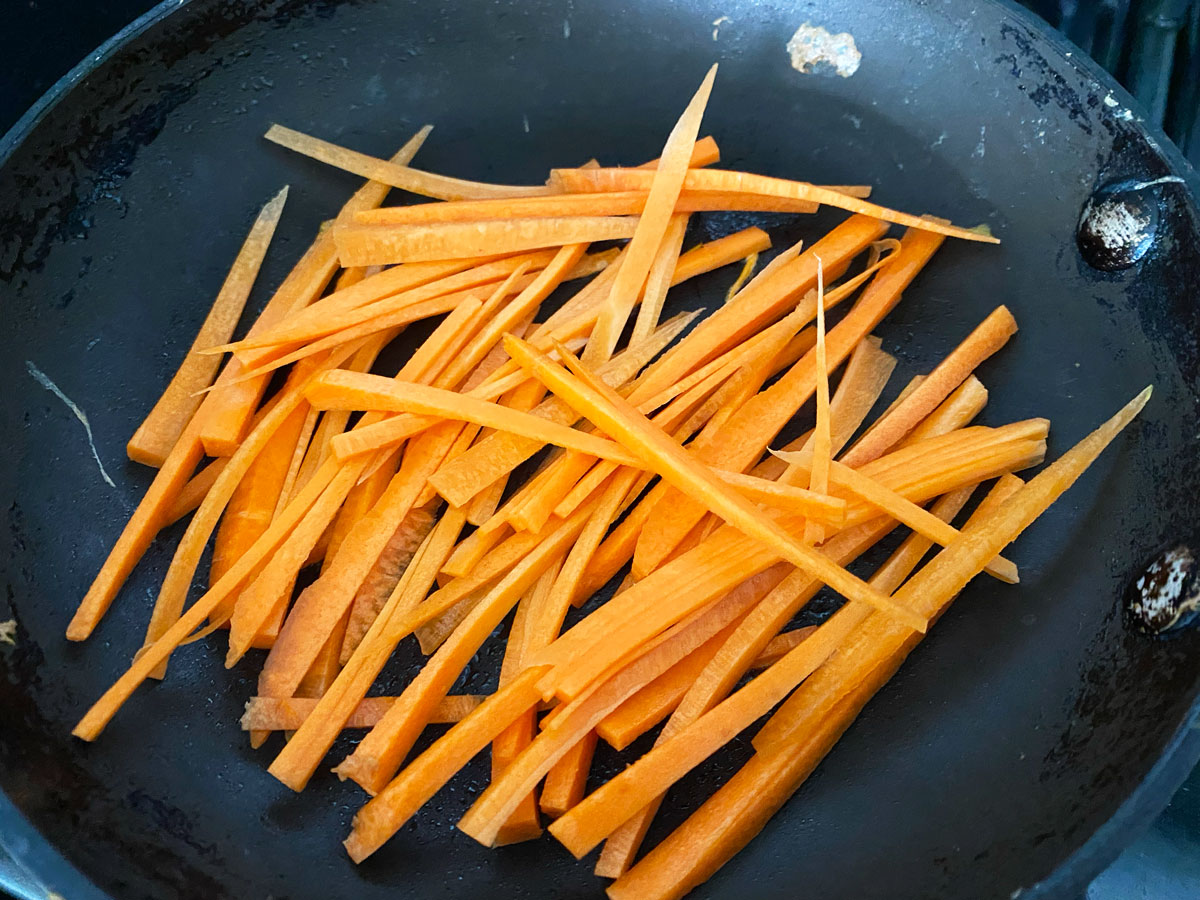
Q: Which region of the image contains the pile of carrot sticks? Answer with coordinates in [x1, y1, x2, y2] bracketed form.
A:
[68, 65, 1148, 900]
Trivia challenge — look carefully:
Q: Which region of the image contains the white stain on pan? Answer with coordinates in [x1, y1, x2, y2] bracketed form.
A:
[786, 23, 861, 78]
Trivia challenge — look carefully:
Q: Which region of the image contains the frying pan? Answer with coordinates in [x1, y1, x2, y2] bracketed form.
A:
[2, 1, 1199, 898]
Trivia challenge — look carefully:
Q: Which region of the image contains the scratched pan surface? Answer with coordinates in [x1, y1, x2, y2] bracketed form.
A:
[2, 0, 1200, 898]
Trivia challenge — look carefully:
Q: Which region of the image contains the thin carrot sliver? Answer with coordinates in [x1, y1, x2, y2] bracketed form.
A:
[241, 694, 485, 731]
[127, 186, 287, 467]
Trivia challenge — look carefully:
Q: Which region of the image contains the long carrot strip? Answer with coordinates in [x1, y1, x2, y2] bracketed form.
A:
[242, 694, 484, 731]
[161, 458, 228, 527]
[265, 123, 557, 201]
[803, 259, 832, 544]
[343, 667, 551, 862]
[585, 66, 717, 364]
[553, 166, 1000, 243]
[540, 730, 599, 818]
[631, 227, 944, 576]
[335, 501, 598, 796]
[127, 187, 287, 466]
[839, 305, 1018, 467]
[506, 336, 924, 632]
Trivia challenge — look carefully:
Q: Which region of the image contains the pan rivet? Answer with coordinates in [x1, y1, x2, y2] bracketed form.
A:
[1126, 545, 1200, 634]
[1077, 179, 1162, 271]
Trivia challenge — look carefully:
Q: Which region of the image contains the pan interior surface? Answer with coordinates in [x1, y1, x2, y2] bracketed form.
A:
[1, 1, 1199, 898]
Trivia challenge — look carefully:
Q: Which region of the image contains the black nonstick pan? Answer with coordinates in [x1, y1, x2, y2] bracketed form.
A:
[2, 1, 1200, 898]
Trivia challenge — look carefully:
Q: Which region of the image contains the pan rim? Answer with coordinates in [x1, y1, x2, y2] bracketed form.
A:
[0, 1, 1197, 898]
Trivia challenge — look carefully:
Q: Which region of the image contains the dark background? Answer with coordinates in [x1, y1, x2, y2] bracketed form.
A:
[0, 1, 1197, 899]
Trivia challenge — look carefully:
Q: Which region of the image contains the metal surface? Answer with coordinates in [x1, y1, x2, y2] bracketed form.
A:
[2, 1, 1200, 899]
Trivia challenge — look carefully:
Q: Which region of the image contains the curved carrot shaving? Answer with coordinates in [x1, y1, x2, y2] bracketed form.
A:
[128, 186, 287, 467]
[265, 123, 557, 201]
[552, 166, 1000, 243]
[241, 694, 484, 731]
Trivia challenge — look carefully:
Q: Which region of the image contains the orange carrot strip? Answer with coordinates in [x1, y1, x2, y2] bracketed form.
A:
[127, 186, 287, 466]
[631, 214, 690, 344]
[196, 129, 427, 456]
[635, 135, 722, 170]
[73, 436, 348, 739]
[266, 508, 469, 790]
[748, 627, 817, 670]
[334, 216, 637, 266]
[629, 215, 888, 403]
[804, 258, 832, 544]
[584, 65, 717, 364]
[454, 576, 772, 849]
[540, 730, 598, 818]
[161, 458, 228, 527]
[343, 666, 551, 862]
[265, 123, 557, 201]
[335, 502, 598, 796]
[553, 167, 1000, 243]
[838, 306, 1019, 467]
[241, 694, 484, 731]
[506, 336, 923, 632]
[309, 371, 648, 467]
[631, 226, 943, 576]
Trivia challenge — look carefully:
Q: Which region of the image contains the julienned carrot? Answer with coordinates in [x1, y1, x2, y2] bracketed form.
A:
[540, 729, 599, 818]
[142, 350, 362, 678]
[340, 504, 439, 661]
[593, 482, 981, 878]
[161, 458, 228, 527]
[426, 314, 696, 507]
[839, 305, 1019, 467]
[803, 260, 832, 544]
[335, 501, 598, 796]
[635, 135, 722, 170]
[241, 694, 485, 731]
[748, 627, 817, 670]
[307, 370, 649, 469]
[629, 214, 888, 407]
[552, 166, 1000, 244]
[334, 216, 638, 266]
[532, 426, 1044, 706]
[596, 611, 752, 751]
[343, 666, 551, 862]
[267, 510, 468, 790]
[506, 336, 924, 632]
[631, 227, 944, 577]
[265, 124, 558, 201]
[127, 187, 287, 467]
[199, 130, 431, 454]
[210, 401, 309, 601]
[631, 214, 690, 344]
[584, 65, 717, 364]
[453, 576, 772, 850]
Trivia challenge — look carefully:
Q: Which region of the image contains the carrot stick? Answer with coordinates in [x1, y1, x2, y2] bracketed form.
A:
[161, 458, 227, 527]
[631, 226, 944, 576]
[265, 123, 557, 201]
[839, 306, 1018, 467]
[127, 186, 287, 466]
[195, 132, 430, 458]
[454, 576, 772, 849]
[585, 65, 717, 364]
[631, 214, 690, 344]
[552, 166, 1000, 243]
[335, 502, 597, 796]
[242, 694, 484, 731]
[635, 135, 722, 170]
[750, 388, 1148, 757]
[343, 666, 551, 863]
[210, 401, 309, 594]
[803, 258, 832, 544]
[540, 730, 598, 818]
[309, 371, 649, 467]
[73, 432, 352, 739]
[266, 508, 468, 790]
[424, 315, 696, 507]
[340, 503, 439, 661]
[630, 214, 888, 404]
[748, 627, 817, 670]
[506, 336, 924, 632]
